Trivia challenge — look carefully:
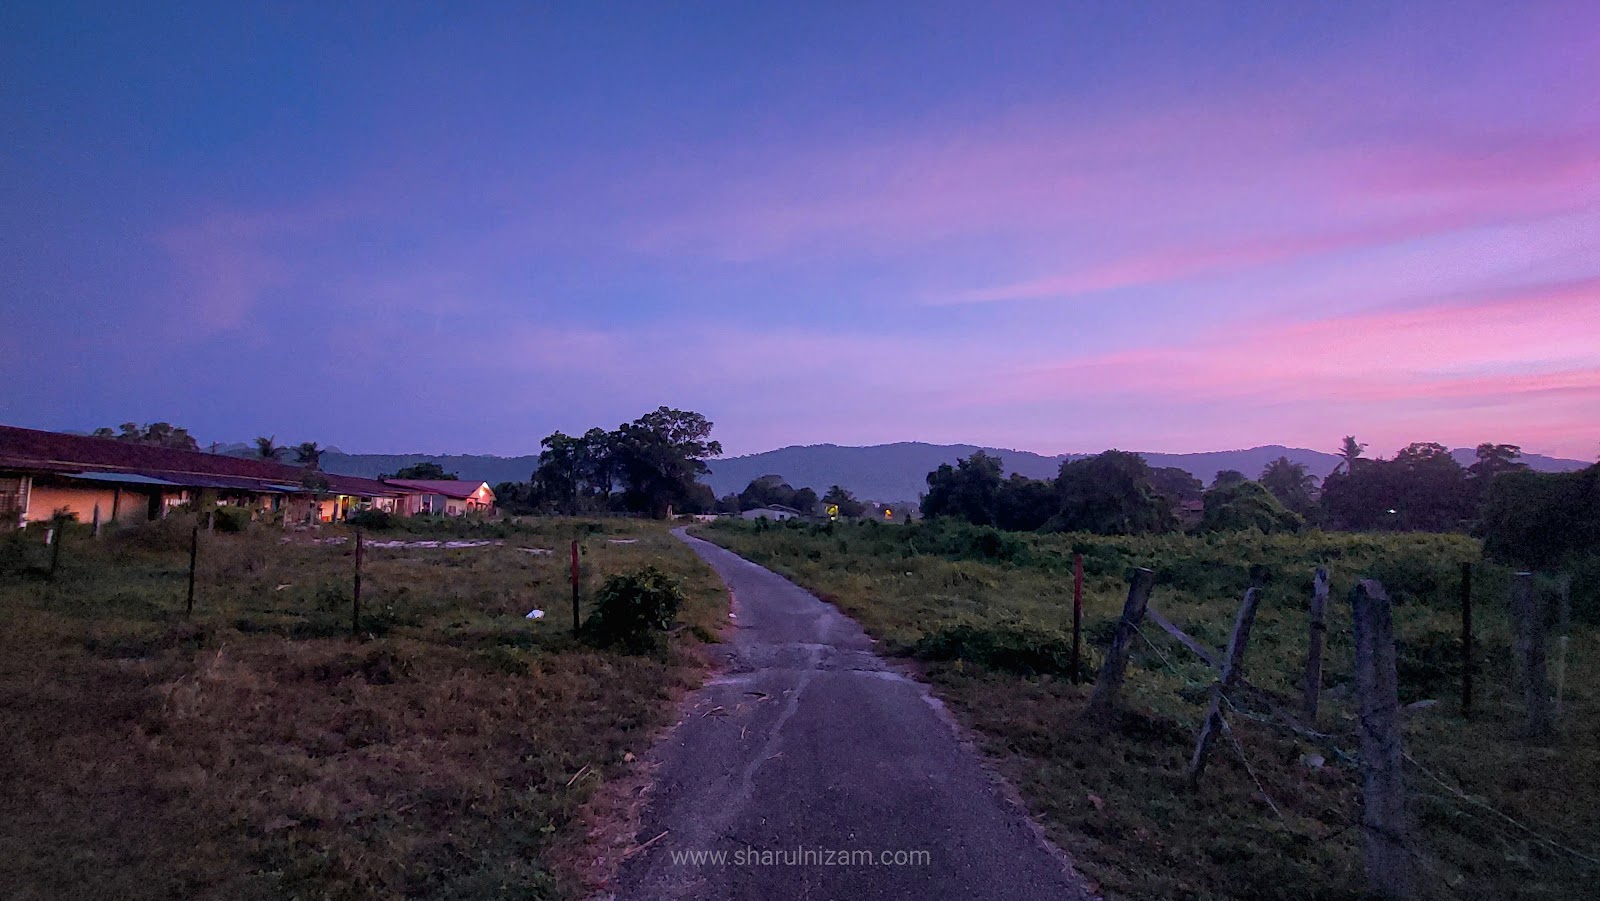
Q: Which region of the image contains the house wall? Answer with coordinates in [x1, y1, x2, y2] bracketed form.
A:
[25, 483, 161, 525]
[741, 508, 795, 521]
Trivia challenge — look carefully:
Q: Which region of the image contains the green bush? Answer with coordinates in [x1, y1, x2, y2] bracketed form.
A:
[347, 508, 394, 530]
[585, 566, 684, 652]
[212, 506, 253, 533]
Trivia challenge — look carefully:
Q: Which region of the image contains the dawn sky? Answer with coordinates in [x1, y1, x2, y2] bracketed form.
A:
[3, 2, 1597, 459]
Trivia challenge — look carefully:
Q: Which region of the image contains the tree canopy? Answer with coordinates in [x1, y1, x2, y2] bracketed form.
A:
[385, 461, 458, 480]
[93, 422, 199, 451]
[1201, 479, 1303, 534]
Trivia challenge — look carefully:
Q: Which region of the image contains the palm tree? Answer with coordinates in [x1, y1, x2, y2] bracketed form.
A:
[1332, 436, 1367, 475]
[255, 436, 282, 460]
[1260, 456, 1318, 514]
[294, 441, 322, 469]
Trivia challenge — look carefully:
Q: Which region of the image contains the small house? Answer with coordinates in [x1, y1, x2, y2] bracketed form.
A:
[385, 479, 497, 516]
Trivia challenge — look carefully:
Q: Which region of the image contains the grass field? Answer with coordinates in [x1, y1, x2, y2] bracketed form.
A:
[704, 519, 1600, 900]
[0, 515, 724, 900]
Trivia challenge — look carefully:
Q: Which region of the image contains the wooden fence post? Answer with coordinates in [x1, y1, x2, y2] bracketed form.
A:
[1510, 572, 1553, 737]
[1187, 578, 1265, 785]
[1352, 579, 1411, 900]
[1303, 567, 1328, 724]
[1071, 554, 1084, 683]
[571, 539, 582, 635]
[1081, 568, 1155, 727]
[1460, 562, 1473, 720]
[1554, 574, 1571, 721]
[49, 521, 65, 578]
[186, 524, 199, 616]
[351, 530, 363, 639]
[92, 503, 102, 538]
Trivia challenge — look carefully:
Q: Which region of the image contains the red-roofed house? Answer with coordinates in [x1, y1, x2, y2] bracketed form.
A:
[385, 479, 496, 516]
[0, 424, 402, 527]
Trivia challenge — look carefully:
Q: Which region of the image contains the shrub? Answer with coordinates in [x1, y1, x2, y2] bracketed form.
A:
[585, 566, 684, 652]
[212, 506, 253, 533]
[347, 508, 394, 530]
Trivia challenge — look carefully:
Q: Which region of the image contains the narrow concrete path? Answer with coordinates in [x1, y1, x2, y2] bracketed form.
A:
[611, 529, 1094, 900]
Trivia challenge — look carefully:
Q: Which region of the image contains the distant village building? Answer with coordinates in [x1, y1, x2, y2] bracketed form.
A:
[0, 424, 495, 528]
[740, 504, 803, 521]
[386, 479, 496, 516]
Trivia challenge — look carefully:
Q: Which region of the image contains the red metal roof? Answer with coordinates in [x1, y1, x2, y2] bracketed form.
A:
[386, 479, 494, 500]
[0, 424, 400, 497]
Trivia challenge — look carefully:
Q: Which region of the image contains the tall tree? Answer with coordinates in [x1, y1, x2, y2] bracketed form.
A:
[1334, 435, 1367, 475]
[921, 451, 1005, 525]
[1260, 456, 1318, 516]
[255, 436, 282, 460]
[1212, 469, 1249, 488]
[610, 407, 722, 518]
[294, 441, 322, 468]
[1047, 450, 1174, 535]
[1468, 443, 1528, 483]
[94, 421, 201, 450]
[385, 461, 457, 480]
[1149, 466, 1204, 503]
[535, 431, 585, 515]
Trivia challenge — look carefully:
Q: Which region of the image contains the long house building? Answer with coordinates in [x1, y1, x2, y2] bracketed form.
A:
[0, 424, 493, 528]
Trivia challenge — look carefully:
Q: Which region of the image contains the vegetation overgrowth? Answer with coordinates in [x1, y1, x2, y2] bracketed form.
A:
[705, 517, 1599, 900]
[0, 514, 725, 899]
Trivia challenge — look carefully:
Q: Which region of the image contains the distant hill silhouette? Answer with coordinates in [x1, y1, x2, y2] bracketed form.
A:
[242, 441, 1587, 503]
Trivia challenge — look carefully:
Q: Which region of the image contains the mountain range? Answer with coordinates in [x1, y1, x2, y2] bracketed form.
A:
[283, 441, 1591, 503]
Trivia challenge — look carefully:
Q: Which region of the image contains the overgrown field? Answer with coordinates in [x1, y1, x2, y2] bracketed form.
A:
[705, 519, 1599, 900]
[0, 515, 725, 899]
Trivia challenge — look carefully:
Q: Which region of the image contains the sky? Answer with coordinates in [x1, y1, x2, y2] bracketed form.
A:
[2, 1, 1597, 460]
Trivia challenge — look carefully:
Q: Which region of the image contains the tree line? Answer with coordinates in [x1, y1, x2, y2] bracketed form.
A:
[919, 438, 1584, 540]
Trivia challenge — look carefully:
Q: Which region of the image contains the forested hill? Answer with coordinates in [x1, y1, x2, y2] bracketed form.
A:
[293, 442, 1588, 503]
[702, 442, 1591, 502]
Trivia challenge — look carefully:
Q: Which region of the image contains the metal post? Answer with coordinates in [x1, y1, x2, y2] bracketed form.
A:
[1071, 554, 1084, 683]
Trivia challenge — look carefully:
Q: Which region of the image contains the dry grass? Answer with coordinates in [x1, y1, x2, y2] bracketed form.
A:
[706, 520, 1600, 900]
[0, 515, 725, 900]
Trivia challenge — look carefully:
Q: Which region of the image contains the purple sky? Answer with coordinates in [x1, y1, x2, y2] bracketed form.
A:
[3, 2, 1597, 459]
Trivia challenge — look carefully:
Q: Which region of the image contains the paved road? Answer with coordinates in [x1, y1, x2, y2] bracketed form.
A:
[611, 529, 1094, 901]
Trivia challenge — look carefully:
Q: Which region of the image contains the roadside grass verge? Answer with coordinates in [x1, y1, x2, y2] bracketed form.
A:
[0, 516, 723, 899]
[704, 519, 1599, 900]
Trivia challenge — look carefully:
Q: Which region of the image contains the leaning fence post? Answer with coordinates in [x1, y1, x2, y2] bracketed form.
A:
[351, 530, 364, 639]
[49, 521, 65, 578]
[1460, 561, 1473, 720]
[1081, 568, 1155, 727]
[186, 524, 199, 616]
[1352, 579, 1411, 900]
[1303, 567, 1328, 724]
[1188, 574, 1265, 786]
[1511, 572, 1553, 737]
[92, 503, 102, 538]
[1071, 553, 1084, 683]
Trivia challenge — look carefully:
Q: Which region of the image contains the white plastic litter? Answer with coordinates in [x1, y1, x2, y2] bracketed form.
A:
[520, 547, 553, 555]
[608, 538, 639, 544]
[526, 609, 545, 619]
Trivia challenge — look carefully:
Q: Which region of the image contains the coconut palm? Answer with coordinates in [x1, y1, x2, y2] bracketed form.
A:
[294, 441, 322, 468]
[1332, 435, 1367, 475]
[255, 436, 282, 460]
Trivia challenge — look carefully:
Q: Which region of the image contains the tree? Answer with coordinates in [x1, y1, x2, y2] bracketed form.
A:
[255, 436, 282, 460]
[294, 441, 322, 468]
[1259, 456, 1318, 517]
[384, 461, 458, 480]
[995, 474, 1057, 532]
[1047, 450, 1174, 535]
[610, 407, 723, 518]
[93, 421, 200, 450]
[823, 485, 867, 519]
[1334, 435, 1368, 475]
[535, 431, 585, 515]
[581, 427, 619, 505]
[1149, 467, 1204, 503]
[1320, 442, 1471, 532]
[921, 451, 1005, 525]
[1468, 443, 1528, 482]
[1201, 480, 1303, 533]
[736, 475, 816, 514]
[1212, 469, 1249, 488]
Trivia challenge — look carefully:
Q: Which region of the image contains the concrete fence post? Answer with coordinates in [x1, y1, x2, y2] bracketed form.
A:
[1351, 579, 1411, 900]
